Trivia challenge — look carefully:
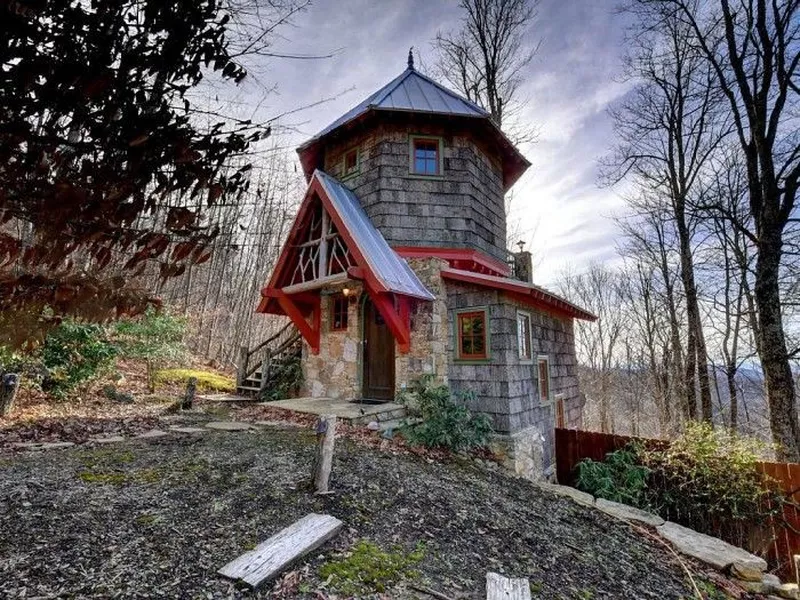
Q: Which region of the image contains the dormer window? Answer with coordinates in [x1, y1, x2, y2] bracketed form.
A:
[343, 148, 359, 177]
[410, 136, 441, 175]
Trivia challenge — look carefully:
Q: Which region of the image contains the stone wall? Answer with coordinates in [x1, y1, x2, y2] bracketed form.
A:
[300, 283, 363, 400]
[321, 119, 508, 262]
[444, 279, 582, 478]
[300, 258, 451, 400]
[394, 258, 450, 390]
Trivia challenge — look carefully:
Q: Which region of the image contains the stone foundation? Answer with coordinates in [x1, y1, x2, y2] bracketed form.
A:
[395, 257, 450, 390]
[301, 283, 363, 400]
[490, 425, 553, 481]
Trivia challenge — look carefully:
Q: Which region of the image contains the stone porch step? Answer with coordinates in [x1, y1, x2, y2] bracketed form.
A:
[377, 417, 419, 432]
[269, 397, 407, 425]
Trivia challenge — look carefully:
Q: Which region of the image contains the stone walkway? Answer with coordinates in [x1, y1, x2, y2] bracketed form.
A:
[269, 396, 406, 425]
[538, 482, 799, 599]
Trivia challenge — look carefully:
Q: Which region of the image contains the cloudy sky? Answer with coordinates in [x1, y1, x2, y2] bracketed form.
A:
[237, 0, 634, 285]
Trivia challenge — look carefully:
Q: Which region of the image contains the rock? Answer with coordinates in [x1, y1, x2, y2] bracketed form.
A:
[536, 482, 594, 507]
[741, 580, 771, 595]
[366, 421, 381, 431]
[90, 436, 126, 444]
[731, 561, 766, 582]
[763, 573, 782, 587]
[136, 429, 169, 439]
[39, 442, 75, 450]
[10, 441, 75, 451]
[595, 498, 665, 527]
[205, 421, 253, 432]
[657, 521, 768, 573]
[775, 583, 800, 600]
[168, 426, 207, 434]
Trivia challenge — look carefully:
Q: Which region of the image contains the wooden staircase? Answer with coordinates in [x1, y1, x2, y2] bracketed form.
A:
[237, 323, 302, 398]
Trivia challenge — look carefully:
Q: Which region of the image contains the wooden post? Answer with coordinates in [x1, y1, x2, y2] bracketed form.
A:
[0, 373, 20, 417]
[313, 414, 336, 494]
[237, 345, 249, 386]
[182, 377, 197, 410]
[259, 349, 271, 396]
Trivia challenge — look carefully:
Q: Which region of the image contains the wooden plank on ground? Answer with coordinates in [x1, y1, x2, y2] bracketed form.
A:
[486, 572, 531, 600]
[218, 513, 343, 588]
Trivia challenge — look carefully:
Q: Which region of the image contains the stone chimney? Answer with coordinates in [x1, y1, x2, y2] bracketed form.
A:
[512, 250, 533, 283]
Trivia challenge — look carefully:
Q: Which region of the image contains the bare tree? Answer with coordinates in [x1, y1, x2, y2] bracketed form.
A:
[432, 0, 539, 139]
[654, 0, 800, 459]
[605, 3, 734, 423]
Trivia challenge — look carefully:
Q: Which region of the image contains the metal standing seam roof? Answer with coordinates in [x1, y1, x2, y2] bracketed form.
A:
[302, 67, 489, 146]
[314, 170, 435, 301]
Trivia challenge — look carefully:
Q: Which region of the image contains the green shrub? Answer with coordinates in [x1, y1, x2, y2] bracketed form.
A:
[398, 376, 492, 451]
[319, 540, 425, 595]
[113, 308, 186, 363]
[574, 446, 650, 507]
[573, 424, 781, 541]
[259, 351, 302, 402]
[641, 423, 780, 531]
[153, 368, 234, 392]
[40, 320, 118, 398]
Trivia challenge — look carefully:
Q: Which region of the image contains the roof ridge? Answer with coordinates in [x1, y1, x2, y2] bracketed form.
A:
[405, 68, 489, 116]
[369, 68, 414, 107]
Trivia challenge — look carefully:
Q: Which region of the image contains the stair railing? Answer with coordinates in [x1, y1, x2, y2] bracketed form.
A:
[237, 322, 299, 388]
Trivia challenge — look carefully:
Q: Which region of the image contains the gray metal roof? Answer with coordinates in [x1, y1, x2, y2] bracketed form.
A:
[304, 67, 489, 145]
[315, 170, 435, 301]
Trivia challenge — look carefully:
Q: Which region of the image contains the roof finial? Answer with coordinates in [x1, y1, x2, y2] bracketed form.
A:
[407, 47, 414, 70]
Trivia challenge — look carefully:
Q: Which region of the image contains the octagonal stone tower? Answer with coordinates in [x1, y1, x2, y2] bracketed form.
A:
[296, 55, 529, 263]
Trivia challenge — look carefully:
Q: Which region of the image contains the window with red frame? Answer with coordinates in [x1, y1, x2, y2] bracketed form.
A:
[343, 148, 359, 176]
[457, 310, 487, 360]
[331, 294, 348, 331]
[538, 356, 551, 402]
[412, 138, 440, 175]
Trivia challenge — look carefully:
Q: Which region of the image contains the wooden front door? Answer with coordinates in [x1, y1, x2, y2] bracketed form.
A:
[362, 298, 395, 402]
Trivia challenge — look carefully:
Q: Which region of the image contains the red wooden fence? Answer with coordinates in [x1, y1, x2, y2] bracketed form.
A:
[554, 428, 800, 580]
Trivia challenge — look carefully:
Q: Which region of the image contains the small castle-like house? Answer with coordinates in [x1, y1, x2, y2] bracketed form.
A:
[256, 54, 595, 479]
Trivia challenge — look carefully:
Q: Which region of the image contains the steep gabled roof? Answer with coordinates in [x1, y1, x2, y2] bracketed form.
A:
[314, 171, 434, 300]
[303, 67, 489, 145]
[258, 170, 434, 316]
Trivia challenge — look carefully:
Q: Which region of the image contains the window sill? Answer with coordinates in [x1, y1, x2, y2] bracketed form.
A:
[340, 171, 360, 182]
[406, 173, 443, 181]
[454, 357, 492, 365]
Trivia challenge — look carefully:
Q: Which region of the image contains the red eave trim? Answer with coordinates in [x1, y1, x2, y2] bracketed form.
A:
[440, 268, 597, 321]
[394, 246, 511, 277]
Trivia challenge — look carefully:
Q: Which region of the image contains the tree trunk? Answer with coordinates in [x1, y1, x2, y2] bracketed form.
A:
[676, 205, 712, 422]
[755, 230, 800, 461]
[313, 414, 336, 494]
[726, 363, 738, 431]
[0, 373, 20, 417]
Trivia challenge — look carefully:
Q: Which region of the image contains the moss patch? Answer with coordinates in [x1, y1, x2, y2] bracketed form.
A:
[153, 368, 235, 392]
[78, 466, 161, 486]
[319, 539, 425, 595]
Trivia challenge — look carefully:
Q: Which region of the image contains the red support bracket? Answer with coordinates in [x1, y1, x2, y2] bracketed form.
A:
[367, 286, 411, 354]
[275, 291, 321, 354]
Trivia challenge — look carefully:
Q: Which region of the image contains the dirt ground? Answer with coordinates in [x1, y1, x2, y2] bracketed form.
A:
[0, 414, 718, 600]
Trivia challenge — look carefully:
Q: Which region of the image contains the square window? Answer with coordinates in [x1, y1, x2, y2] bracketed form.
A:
[538, 356, 551, 402]
[517, 312, 532, 360]
[411, 138, 440, 175]
[331, 294, 348, 331]
[343, 148, 359, 177]
[457, 310, 488, 360]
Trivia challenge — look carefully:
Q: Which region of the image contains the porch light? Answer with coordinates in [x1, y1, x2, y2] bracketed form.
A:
[342, 287, 351, 297]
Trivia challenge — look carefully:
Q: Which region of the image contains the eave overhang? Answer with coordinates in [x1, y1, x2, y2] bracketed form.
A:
[440, 268, 597, 322]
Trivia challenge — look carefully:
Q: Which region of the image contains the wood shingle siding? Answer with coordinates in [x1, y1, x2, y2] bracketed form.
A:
[322, 123, 508, 262]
